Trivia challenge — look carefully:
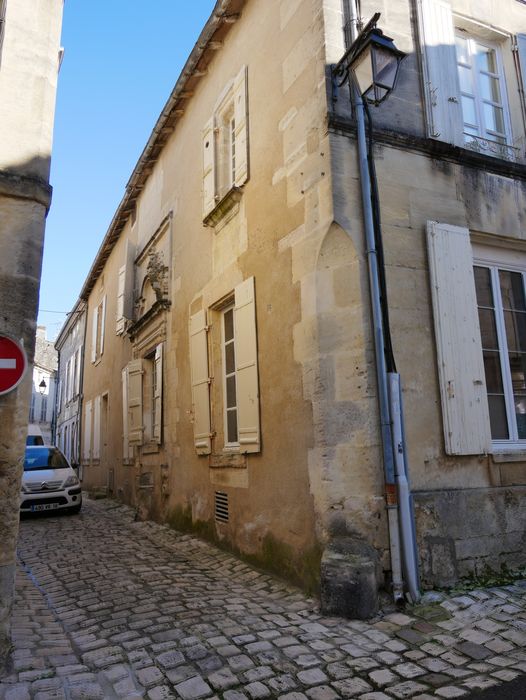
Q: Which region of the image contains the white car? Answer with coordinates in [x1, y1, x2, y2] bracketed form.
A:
[20, 446, 82, 514]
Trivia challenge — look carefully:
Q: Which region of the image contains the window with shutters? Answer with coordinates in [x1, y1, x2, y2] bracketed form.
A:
[116, 240, 135, 334]
[189, 277, 261, 456]
[473, 249, 526, 448]
[123, 344, 163, 452]
[91, 297, 106, 363]
[418, 0, 519, 160]
[202, 65, 249, 223]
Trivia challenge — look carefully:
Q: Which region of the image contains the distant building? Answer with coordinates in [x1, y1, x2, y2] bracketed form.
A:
[0, 0, 63, 662]
[55, 301, 86, 469]
[28, 326, 58, 445]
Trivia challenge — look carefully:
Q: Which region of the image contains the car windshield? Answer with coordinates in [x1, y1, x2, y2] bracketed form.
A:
[23, 448, 69, 471]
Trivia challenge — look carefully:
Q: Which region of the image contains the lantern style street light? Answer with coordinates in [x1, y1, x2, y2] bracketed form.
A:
[38, 378, 47, 395]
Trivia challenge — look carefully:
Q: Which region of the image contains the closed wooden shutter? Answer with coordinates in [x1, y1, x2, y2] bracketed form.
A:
[189, 309, 212, 455]
[122, 367, 132, 462]
[233, 65, 249, 187]
[419, 0, 463, 145]
[116, 265, 126, 334]
[123, 240, 136, 320]
[153, 343, 163, 444]
[92, 395, 101, 459]
[234, 277, 260, 453]
[427, 222, 491, 454]
[91, 305, 98, 363]
[202, 117, 216, 217]
[75, 348, 82, 397]
[127, 359, 144, 445]
[99, 296, 106, 356]
[83, 400, 92, 461]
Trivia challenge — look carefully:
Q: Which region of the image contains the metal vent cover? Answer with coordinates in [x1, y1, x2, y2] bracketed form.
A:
[215, 491, 229, 523]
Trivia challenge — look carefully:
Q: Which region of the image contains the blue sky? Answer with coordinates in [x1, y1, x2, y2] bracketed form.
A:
[38, 1, 216, 340]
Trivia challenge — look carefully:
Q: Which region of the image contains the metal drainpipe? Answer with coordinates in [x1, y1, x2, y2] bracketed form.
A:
[346, 0, 404, 603]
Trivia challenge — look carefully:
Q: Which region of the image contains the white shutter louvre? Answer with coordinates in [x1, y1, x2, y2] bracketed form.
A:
[426, 222, 491, 455]
[153, 343, 163, 444]
[127, 359, 144, 445]
[419, 0, 463, 145]
[99, 296, 106, 356]
[233, 65, 249, 187]
[83, 400, 92, 461]
[92, 395, 101, 460]
[189, 309, 212, 455]
[234, 277, 260, 453]
[91, 305, 98, 363]
[202, 117, 216, 217]
[116, 265, 126, 334]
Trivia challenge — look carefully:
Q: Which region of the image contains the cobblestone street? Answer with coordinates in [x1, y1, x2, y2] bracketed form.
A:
[1, 499, 525, 700]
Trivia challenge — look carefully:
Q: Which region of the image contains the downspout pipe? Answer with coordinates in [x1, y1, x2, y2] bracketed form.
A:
[346, 0, 404, 603]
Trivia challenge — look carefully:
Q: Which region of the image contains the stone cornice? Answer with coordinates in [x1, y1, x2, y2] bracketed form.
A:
[0, 169, 52, 209]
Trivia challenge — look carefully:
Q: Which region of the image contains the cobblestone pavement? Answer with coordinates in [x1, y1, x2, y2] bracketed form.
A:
[1, 499, 526, 700]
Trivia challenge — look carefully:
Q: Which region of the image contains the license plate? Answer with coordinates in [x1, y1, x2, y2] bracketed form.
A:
[31, 503, 59, 512]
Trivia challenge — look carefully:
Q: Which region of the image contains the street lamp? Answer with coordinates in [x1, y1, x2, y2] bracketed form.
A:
[332, 11, 420, 606]
[38, 379, 47, 395]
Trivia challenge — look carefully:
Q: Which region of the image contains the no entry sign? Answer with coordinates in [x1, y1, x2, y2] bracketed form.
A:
[0, 335, 27, 396]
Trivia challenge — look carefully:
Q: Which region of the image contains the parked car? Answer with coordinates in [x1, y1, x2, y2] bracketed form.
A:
[20, 446, 82, 514]
[26, 424, 44, 445]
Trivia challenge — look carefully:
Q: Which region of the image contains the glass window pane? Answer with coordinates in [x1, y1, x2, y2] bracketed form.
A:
[479, 74, 501, 102]
[488, 395, 509, 439]
[504, 312, 526, 353]
[474, 266, 494, 307]
[225, 342, 235, 375]
[224, 308, 234, 342]
[483, 351, 504, 393]
[478, 308, 499, 350]
[475, 44, 497, 73]
[458, 65, 473, 94]
[455, 35, 469, 64]
[461, 95, 477, 127]
[499, 270, 526, 311]
[226, 375, 237, 409]
[515, 397, 526, 439]
[509, 352, 526, 393]
[227, 409, 238, 443]
[483, 103, 504, 134]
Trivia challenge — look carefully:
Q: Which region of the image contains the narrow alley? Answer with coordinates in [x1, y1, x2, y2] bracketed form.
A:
[1, 500, 525, 699]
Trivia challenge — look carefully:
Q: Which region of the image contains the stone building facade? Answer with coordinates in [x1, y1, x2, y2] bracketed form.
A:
[70, 0, 526, 614]
[55, 302, 86, 470]
[0, 0, 63, 661]
[28, 326, 58, 445]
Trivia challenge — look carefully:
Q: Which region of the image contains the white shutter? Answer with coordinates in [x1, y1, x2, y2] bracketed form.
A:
[127, 359, 144, 445]
[233, 65, 249, 187]
[234, 277, 260, 453]
[116, 265, 126, 334]
[122, 367, 133, 462]
[83, 399, 92, 461]
[153, 343, 163, 444]
[75, 348, 82, 397]
[202, 116, 216, 217]
[91, 305, 98, 363]
[516, 35, 526, 122]
[189, 309, 212, 455]
[427, 222, 491, 455]
[92, 395, 101, 459]
[419, 0, 463, 145]
[123, 239, 136, 320]
[99, 296, 106, 356]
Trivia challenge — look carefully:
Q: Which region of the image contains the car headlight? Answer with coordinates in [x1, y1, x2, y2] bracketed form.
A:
[63, 475, 79, 488]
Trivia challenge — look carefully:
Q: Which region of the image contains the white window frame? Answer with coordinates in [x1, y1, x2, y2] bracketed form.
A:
[222, 303, 239, 450]
[473, 245, 526, 451]
[455, 31, 513, 152]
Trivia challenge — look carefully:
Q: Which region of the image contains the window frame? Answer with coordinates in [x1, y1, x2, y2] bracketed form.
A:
[455, 31, 513, 152]
[473, 245, 526, 451]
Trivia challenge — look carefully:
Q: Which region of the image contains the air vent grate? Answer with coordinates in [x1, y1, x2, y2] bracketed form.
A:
[215, 491, 229, 523]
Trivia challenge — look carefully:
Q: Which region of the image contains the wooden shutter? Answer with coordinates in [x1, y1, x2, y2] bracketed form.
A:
[516, 35, 526, 123]
[427, 222, 491, 455]
[122, 367, 132, 462]
[418, 0, 463, 145]
[99, 296, 106, 356]
[202, 117, 216, 217]
[233, 65, 249, 187]
[189, 309, 212, 455]
[91, 305, 98, 363]
[234, 277, 260, 453]
[116, 265, 126, 334]
[127, 359, 144, 445]
[123, 239, 136, 320]
[83, 400, 92, 461]
[153, 343, 163, 444]
[92, 395, 101, 459]
[75, 348, 82, 397]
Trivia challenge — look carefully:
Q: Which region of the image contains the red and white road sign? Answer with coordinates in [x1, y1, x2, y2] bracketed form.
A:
[0, 335, 27, 396]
